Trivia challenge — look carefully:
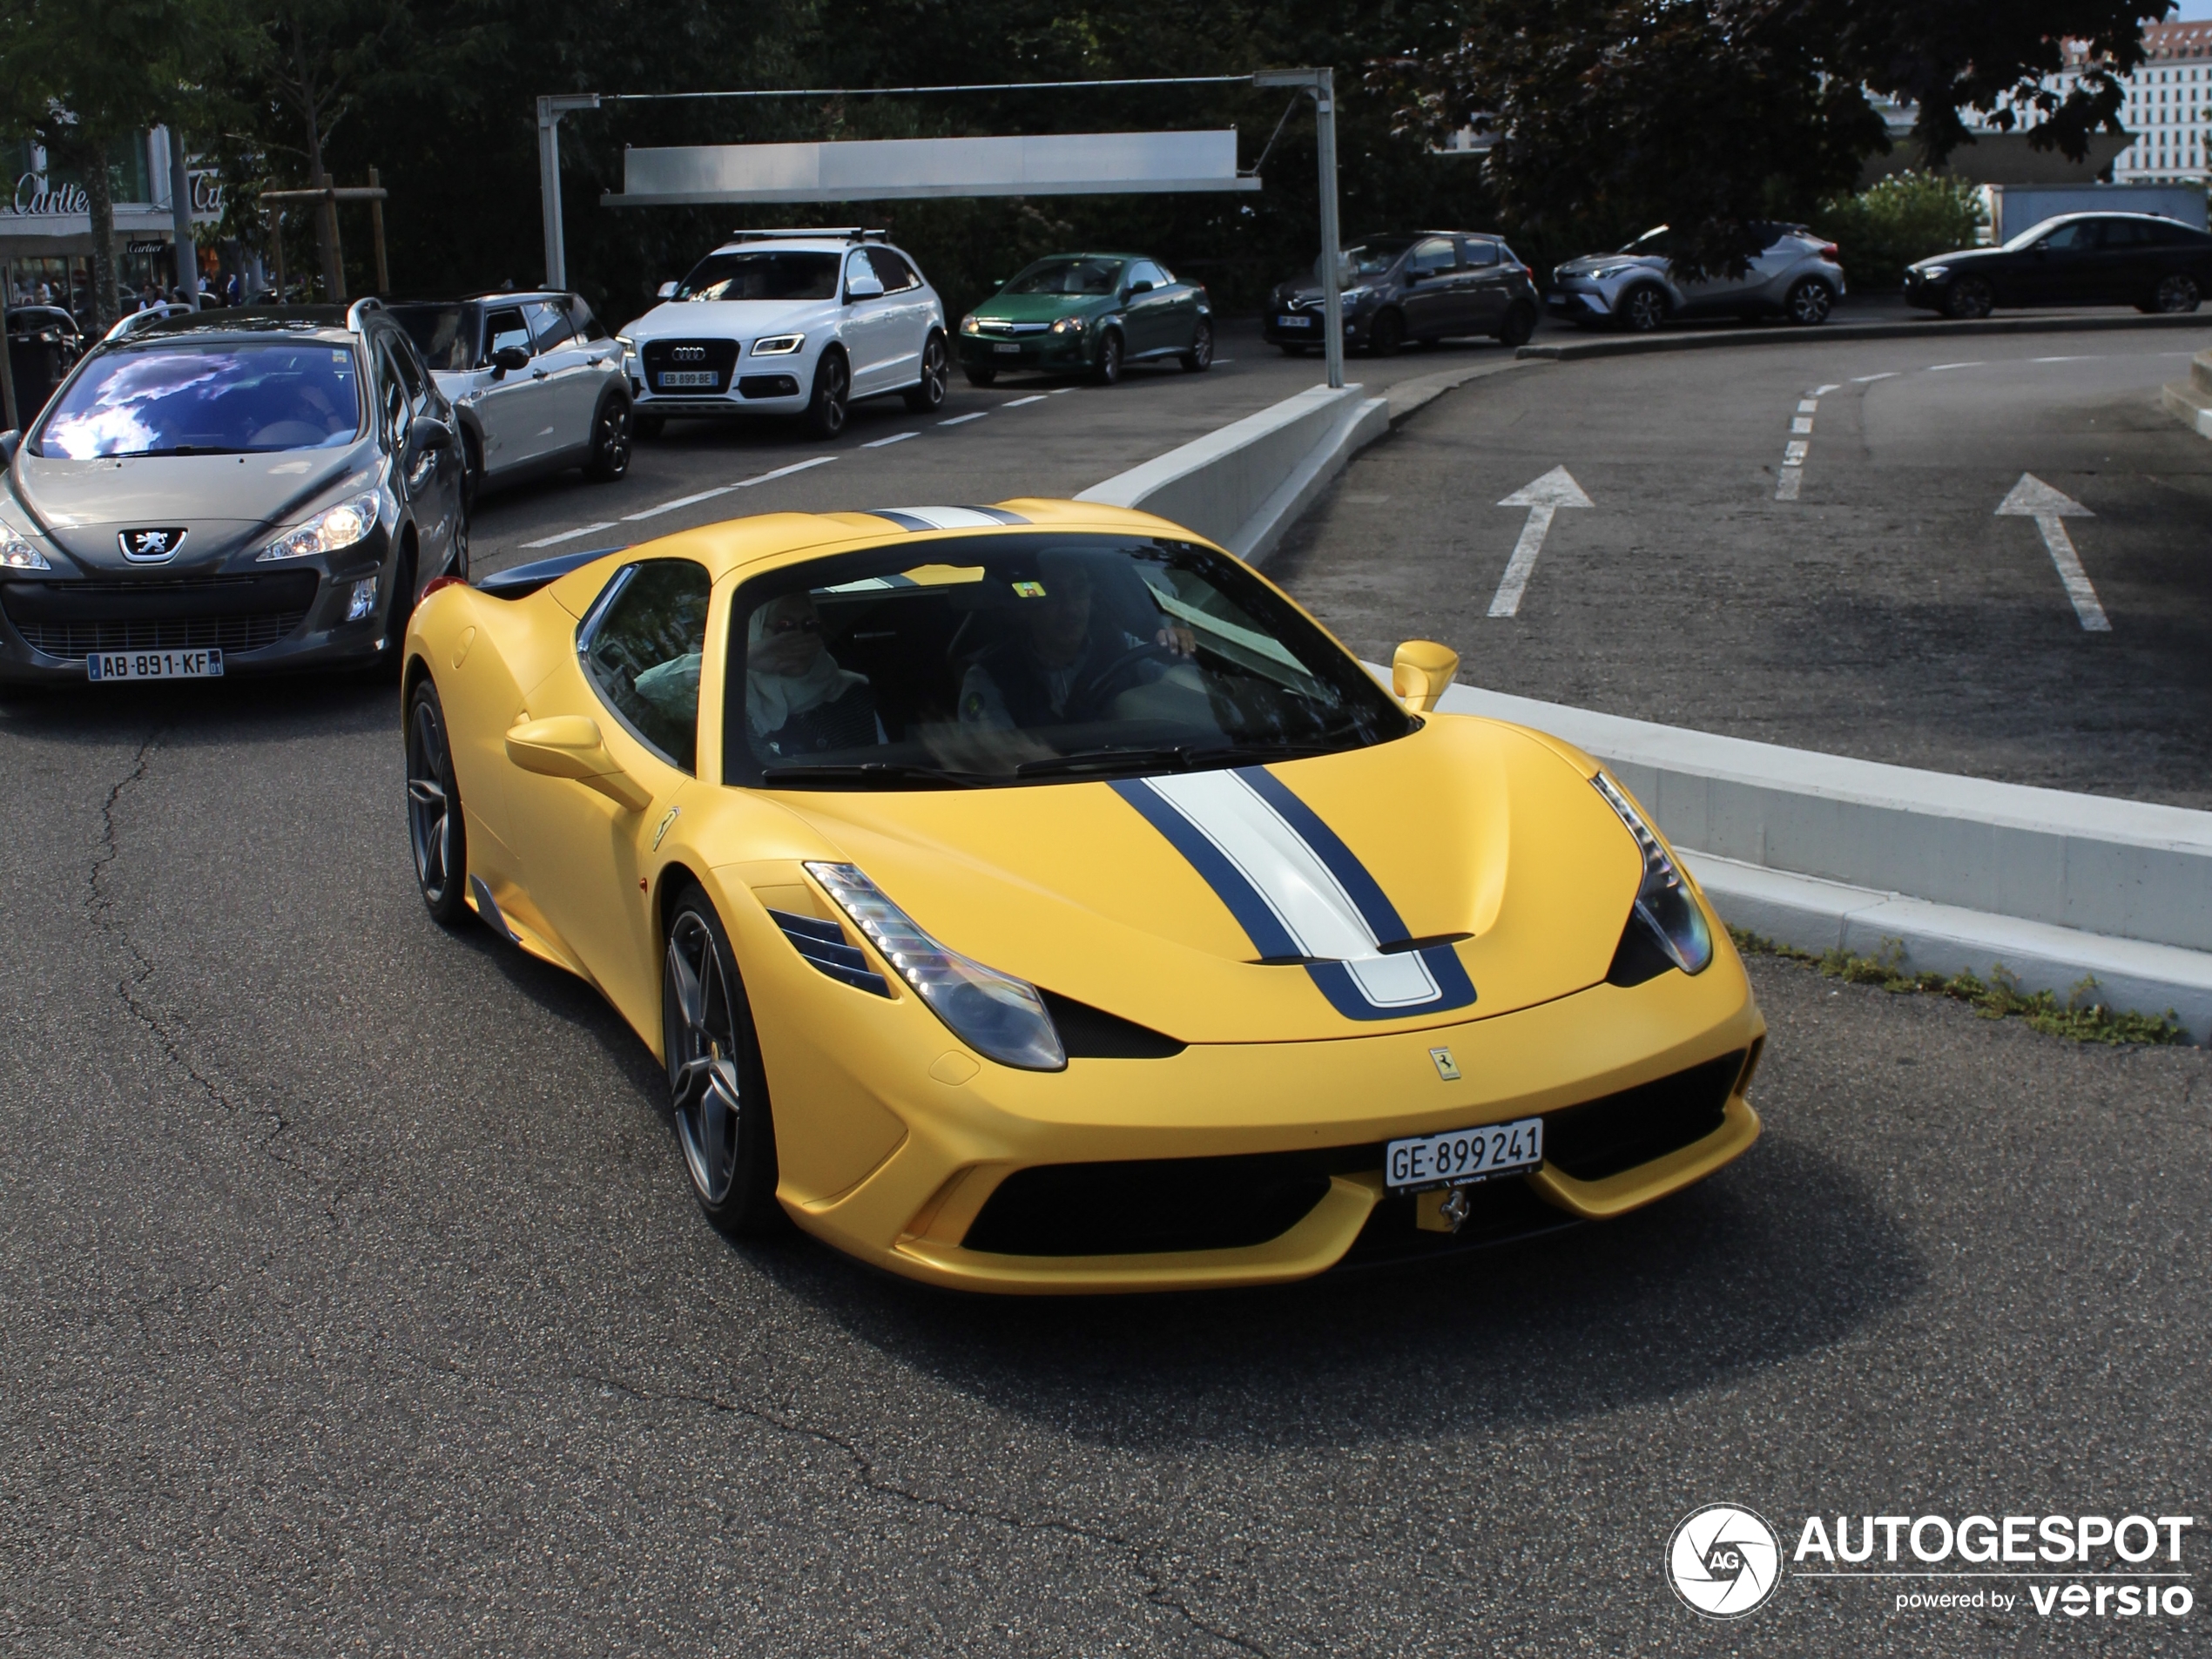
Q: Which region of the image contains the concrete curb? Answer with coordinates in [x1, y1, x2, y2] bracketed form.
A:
[1517, 309, 2212, 362]
[1385, 358, 1536, 427]
[2161, 346, 2212, 438]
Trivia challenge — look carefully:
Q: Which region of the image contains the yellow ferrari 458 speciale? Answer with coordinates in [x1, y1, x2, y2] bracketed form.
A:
[401, 499, 1764, 1293]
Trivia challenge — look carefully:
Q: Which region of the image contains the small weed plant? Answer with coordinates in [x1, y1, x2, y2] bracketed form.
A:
[1728, 927, 2187, 1046]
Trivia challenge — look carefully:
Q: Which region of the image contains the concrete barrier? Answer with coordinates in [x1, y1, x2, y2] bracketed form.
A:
[2160, 347, 2212, 438]
[1519, 309, 2212, 362]
[1076, 382, 1388, 564]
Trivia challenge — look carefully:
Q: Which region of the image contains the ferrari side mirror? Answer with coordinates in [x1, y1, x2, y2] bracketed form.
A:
[1392, 639, 1460, 713]
[505, 714, 654, 811]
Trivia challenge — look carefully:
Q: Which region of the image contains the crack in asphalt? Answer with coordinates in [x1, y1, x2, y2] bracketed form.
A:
[575, 1369, 1274, 1657]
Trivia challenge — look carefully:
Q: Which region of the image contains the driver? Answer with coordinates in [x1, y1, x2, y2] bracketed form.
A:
[957, 555, 1192, 729]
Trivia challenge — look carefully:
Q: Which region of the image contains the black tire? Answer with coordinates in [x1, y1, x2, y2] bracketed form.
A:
[662, 882, 782, 1236]
[1179, 317, 1214, 372]
[633, 412, 665, 440]
[963, 365, 997, 388]
[448, 499, 470, 583]
[583, 393, 632, 481]
[1494, 301, 1537, 347]
[2154, 273, 2202, 314]
[1092, 329, 1124, 385]
[1944, 277, 1993, 320]
[1618, 286, 1669, 333]
[904, 331, 949, 411]
[803, 349, 850, 437]
[1784, 278, 1835, 326]
[1366, 308, 1406, 356]
[460, 428, 483, 519]
[405, 678, 469, 927]
[1275, 342, 1310, 356]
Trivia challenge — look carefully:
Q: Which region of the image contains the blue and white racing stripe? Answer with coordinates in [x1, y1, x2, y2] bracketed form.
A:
[1111, 766, 1476, 1022]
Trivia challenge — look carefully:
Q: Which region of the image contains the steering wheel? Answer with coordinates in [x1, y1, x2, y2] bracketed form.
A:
[1073, 639, 1183, 712]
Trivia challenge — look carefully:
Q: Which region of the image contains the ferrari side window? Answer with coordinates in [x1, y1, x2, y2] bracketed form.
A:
[579, 560, 712, 772]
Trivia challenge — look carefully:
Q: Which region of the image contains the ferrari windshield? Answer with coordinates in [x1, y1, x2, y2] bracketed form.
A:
[1003, 257, 1123, 295]
[675, 251, 841, 302]
[37, 340, 364, 458]
[726, 533, 1413, 789]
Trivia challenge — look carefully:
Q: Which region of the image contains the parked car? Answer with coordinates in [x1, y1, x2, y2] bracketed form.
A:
[958, 253, 1212, 386]
[0, 300, 466, 685]
[617, 230, 949, 439]
[1904, 212, 2212, 318]
[387, 291, 631, 502]
[1264, 233, 1541, 354]
[5, 304, 84, 425]
[1548, 224, 1846, 331]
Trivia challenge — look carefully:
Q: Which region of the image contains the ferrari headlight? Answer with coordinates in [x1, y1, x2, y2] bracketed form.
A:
[960, 314, 981, 334]
[1049, 315, 1085, 334]
[806, 861, 1066, 1071]
[2, 529, 51, 570]
[257, 488, 386, 563]
[1591, 772, 1713, 974]
[751, 333, 804, 356]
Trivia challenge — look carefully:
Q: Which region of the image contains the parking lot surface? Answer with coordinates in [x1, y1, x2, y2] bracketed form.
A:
[1278, 325, 2212, 807]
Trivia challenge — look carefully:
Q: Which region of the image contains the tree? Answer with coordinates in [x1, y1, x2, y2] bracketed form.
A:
[0, 0, 246, 330]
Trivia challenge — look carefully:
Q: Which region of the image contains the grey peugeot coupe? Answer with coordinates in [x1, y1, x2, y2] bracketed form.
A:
[0, 301, 466, 685]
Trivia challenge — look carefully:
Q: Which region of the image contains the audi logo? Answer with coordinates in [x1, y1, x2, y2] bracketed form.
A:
[671, 346, 706, 361]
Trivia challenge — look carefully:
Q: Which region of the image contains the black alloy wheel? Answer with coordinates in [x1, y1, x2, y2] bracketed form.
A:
[405, 679, 469, 926]
[804, 349, 850, 437]
[2155, 273, 2202, 314]
[448, 502, 470, 583]
[1366, 309, 1406, 356]
[1945, 277, 1994, 320]
[1785, 278, 1834, 326]
[1093, 329, 1124, 385]
[1495, 301, 1537, 347]
[1180, 317, 1214, 373]
[1619, 286, 1669, 333]
[905, 332, 949, 411]
[963, 365, 998, 388]
[662, 883, 782, 1234]
[583, 394, 632, 481]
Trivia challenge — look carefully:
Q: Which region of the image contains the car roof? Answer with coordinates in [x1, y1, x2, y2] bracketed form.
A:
[120, 307, 357, 345]
[707, 236, 881, 255]
[388, 291, 565, 307]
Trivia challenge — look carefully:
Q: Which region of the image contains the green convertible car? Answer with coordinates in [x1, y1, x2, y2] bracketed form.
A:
[956, 253, 1212, 387]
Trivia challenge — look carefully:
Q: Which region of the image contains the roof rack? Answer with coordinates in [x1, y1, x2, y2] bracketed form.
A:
[727, 226, 887, 244]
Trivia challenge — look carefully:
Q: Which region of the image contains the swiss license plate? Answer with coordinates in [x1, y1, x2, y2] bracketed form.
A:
[1386, 1116, 1543, 1192]
[86, 648, 225, 682]
[1277, 314, 1313, 328]
[657, 370, 717, 388]
[994, 342, 1022, 354]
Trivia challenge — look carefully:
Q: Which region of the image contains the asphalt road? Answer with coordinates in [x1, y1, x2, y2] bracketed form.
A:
[3, 316, 2209, 1656]
[1275, 323, 2212, 809]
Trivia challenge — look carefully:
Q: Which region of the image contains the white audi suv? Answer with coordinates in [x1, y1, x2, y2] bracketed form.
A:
[617, 231, 950, 439]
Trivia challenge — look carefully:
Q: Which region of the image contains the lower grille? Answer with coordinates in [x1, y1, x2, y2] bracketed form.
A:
[3, 572, 320, 662]
[1541, 1049, 1746, 1181]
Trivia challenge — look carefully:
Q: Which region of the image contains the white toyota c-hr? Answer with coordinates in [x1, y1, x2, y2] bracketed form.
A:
[617, 231, 950, 439]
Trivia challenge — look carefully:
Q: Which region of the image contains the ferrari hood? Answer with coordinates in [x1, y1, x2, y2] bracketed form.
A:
[765, 717, 1647, 1045]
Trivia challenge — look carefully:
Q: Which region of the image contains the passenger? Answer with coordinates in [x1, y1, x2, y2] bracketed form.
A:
[957, 556, 1193, 728]
[745, 592, 878, 758]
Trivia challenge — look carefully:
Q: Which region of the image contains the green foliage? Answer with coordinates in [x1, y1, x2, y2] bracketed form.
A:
[1816, 172, 1987, 292]
[1729, 927, 2187, 1047]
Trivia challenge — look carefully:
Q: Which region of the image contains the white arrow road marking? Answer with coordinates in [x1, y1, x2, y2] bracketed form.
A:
[1487, 467, 1593, 617]
[1996, 474, 2109, 631]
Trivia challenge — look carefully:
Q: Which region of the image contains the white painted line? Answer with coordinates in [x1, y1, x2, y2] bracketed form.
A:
[1797, 399, 1818, 413]
[1851, 372, 1898, 383]
[1925, 361, 1982, 372]
[1049, 386, 1078, 394]
[732, 455, 839, 486]
[1812, 383, 1841, 395]
[1487, 466, 1592, 618]
[939, 412, 988, 426]
[623, 485, 736, 522]
[1784, 441, 1809, 465]
[1791, 416, 1814, 434]
[1001, 395, 1048, 408]
[520, 521, 616, 549]
[862, 431, 919, 448]
[1211, 358, 1235, 364]
[1775, 469, 1803, 502]
[1996, 474, 2108, 632]
[2032, 355, 2094, 363]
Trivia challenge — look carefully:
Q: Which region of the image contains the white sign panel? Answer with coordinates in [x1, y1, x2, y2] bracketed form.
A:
[609, 130, 1257, 205]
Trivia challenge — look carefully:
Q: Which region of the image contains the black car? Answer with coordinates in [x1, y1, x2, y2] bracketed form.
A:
[1264, 232, 1541, 354]
[1905, 212, 2212, 319]
[0, 302, 467, 685]
[5, 303, 84, 426]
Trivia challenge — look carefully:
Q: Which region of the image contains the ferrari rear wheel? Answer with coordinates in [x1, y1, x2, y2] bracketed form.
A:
[405, 679, 469, 926]
[663, 883, 782, 1234]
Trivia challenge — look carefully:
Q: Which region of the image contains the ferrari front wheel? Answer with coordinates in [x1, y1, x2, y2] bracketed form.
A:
[405, 678, 469, 926]
[663, 884, 782, 1234]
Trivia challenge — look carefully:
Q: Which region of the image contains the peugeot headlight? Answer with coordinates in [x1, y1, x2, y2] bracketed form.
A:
[256, 487, 387, 563]
[806, 861, 1066, 1070]
[2, 528, 51, 570]
[960, 314, 981, 334]
[1591, 772, 1713, 974]
[1049, 315, 1086, 334]
[751, 334, 804, 356]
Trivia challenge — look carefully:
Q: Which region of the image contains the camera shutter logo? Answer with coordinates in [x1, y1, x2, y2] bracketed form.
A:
[1668, 1504, 1782, 1618]
[119, 527, 187, 563]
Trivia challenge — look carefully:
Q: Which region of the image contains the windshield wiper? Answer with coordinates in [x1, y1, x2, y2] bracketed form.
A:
[759, 760, 988, 789]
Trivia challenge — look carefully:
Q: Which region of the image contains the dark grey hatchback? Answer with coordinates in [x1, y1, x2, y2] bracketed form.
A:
[1264, 232, 1541, 354]
[0, 302, 467, 685]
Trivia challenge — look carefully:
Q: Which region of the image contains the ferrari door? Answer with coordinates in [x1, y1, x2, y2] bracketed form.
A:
[502, 557, 712, 1034]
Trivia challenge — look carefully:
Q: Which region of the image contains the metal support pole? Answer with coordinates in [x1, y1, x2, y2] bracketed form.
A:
[368, 166, 390, 293]
[537, 94, 600, 292]
[0, 257, 21, 431]
[168, 128, 199, 308]
[1254, 67, 1344, 390]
